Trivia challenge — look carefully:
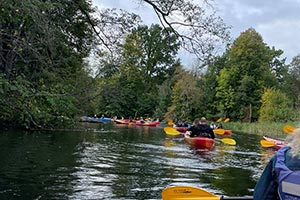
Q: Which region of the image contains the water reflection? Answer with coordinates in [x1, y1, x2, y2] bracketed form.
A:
[0, 126, 270, 199]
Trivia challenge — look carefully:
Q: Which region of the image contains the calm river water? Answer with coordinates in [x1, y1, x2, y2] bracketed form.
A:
[0, 123, 277, 200]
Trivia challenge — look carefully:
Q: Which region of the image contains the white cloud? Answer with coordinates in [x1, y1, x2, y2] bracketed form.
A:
[92, 0, 158, 25]
[257, 19, 300, 61]
[214, 0, 300, 62]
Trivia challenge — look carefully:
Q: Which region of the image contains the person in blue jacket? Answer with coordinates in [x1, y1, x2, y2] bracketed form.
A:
[254, 128, 300, 200]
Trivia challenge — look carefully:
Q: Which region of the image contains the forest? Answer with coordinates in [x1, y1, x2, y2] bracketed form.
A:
[1, 0, 300, 130]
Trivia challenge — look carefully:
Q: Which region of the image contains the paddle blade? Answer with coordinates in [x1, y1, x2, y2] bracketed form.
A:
[224, 118, 230, 123]
[283, 125, 295, 134]
[216, 118, 222, 123]
[167, 119, 174, 126]
[221, 138, 236, 146]
[213, 129, 225, 135]
[260, 140, 276, 147]
[164, 127, 181, 136]
[162, 186, 219, 200]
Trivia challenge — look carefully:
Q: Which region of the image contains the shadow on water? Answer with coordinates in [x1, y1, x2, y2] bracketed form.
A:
[0, 125, 278, 199]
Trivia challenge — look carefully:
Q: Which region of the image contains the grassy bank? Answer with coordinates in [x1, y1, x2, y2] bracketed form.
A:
[223, 122, 299, 138]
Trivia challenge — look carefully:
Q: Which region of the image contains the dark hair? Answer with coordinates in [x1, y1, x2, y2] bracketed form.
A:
[193, 118, 200, 125]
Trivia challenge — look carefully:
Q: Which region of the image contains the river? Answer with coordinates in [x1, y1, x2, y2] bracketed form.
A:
[0, 123, 276, 200]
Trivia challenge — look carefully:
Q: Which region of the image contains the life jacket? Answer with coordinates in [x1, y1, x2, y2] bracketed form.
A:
[275, 146, 300, 200]
[195, 125, 211, 138]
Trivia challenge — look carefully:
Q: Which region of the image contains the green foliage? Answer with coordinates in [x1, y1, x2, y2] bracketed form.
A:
[283, 55, 300, 109]
[0, 0, 98, 129]
[259, 89, 293, 122]
[216, 28, 279, 121]
[122, 24, 180, 87]
[97, 24, 180, 118]
[0, 75, 79, 129]
[216, 69, 235, 117]
[1, 0, 298, 128]
[165, 67, 202, 122]
[153, 79, 174, 119]
[201, 54, 228, 118]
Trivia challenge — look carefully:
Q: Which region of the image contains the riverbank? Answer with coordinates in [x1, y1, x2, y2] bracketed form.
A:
[225, 122, 299, 138]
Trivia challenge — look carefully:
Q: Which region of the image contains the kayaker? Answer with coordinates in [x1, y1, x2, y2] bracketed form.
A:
[253, 128, 300, 200]
[185, 118, 200, 137]
[210, 122, 216, 129]
[186, 117, 215, 139]
[198, 117, 215, 139]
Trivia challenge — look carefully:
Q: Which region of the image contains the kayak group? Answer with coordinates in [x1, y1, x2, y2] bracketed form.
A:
[164, 117, 236, 150]
[79, 115, 161, 126]
[163, 125, 300, 200]
[81, 114, 300, 199]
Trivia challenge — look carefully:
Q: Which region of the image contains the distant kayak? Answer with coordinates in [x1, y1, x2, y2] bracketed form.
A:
[114, 119, 132, 124]
[114, 119, 159, 126]
[184, 134, 215, 150]
[135, 121, 158, 127]
[79, 116, 112, 123]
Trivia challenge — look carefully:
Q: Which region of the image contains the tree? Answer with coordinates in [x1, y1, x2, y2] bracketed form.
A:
[97, 24, 180, 118]
[259, 89, 293, 122]
[93, 0, 230, 65]
[284, 55, 300, 109]
[0, 0, 98, 129]
[200, 54, 228, 118]
[91, 8, 142, 75]
[216, 28, 279, 121]
[122, 24, 180, 89]
[165, 66, 203, 122]
[141, 0, 230, 62]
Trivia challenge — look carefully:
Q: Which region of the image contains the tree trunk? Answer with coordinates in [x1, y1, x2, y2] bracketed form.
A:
[249, 103, 252, 122]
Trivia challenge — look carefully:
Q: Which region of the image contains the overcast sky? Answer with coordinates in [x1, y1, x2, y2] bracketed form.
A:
[92, 0, 300, 65]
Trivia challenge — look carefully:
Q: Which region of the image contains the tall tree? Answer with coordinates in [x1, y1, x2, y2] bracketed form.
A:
[216, 28, 279, 121]
[165, 66, 203, 122]
[97, 24, 180, 118]
[0, 0, 98, 129]
[141, 0, 230, 62]
[93, 0, 230, 66]
[200, 54, 229, 118]
[284, 55, 300, 109]
[122, 24, 180, 90]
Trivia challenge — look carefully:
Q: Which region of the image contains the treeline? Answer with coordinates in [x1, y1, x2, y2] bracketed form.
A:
[1, 1, 299, 130]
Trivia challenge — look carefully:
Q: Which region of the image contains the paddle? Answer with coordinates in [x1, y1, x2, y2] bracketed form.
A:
[283, 125, 295, 134]
[164, 127, 225, 135]
[220, 138, 236, 146]
[216, 118, 222, 123]
[163, 127, 236, 145]
[167, 119, 174, 126]
[224, 118, 230, 123]
[164, 127, 181, 136]
[213, 129, 225, 135]
[260, 139, 276, 147]
[162, 186, 253, 200]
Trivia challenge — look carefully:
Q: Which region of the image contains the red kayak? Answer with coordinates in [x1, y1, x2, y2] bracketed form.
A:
[263, 136, 286, 150]
[185, 134, 215, 150]
[135, 121, 158, 127]
[175, 127, 188, 133]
